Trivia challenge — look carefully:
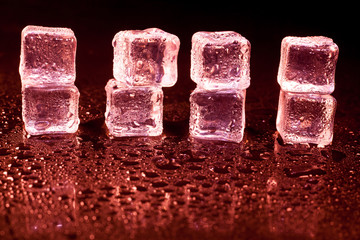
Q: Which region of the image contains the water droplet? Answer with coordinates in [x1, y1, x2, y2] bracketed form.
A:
[136, 186, 147, 192]
[152, 181, 168, 188]
[143, 171, 159, 178]
[284, 166, 326, 178]
[212, 163, 230, 174]
[174, 180, 190, 187]
[0, 148, 10, 156]
[331, 150, 346, 162]
[153, 157, 180, 170]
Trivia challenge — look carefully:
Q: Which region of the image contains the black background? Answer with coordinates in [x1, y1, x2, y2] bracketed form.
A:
[0, 0, 358, 91]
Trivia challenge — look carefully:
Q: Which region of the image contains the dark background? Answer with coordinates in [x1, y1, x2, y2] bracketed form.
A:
[0, 0, 358, 91]
[0, 2, 359, 239]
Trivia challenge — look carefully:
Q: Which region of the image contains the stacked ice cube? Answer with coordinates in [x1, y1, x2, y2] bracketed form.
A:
[276, 36, 339, 146]
[105, 28, 180, 137]
[189, 31, 251, 143]
[19, 25, 80, 135]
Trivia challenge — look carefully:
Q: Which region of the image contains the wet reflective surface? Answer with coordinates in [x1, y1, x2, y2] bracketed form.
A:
[1, 1, 359, 239]
[1, 77, 360, 239]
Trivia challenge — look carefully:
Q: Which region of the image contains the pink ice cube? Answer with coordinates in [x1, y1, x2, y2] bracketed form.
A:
[19, 25, 77, 85]
[278, 36, 339, 94]
[112, 28, 180, 87]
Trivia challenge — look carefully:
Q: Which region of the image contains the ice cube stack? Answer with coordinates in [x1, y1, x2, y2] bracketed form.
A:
[189, 31, 251, 143]
[276, 36, 339, 146]
[105, 28, 180, 137]
[19, 25, 80, 135]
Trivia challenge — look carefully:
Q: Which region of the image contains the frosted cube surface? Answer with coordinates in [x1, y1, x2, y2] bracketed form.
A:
[191, 31, 251, 89]
[278, 36, 339, 94]
[276, 90, 336, 146]
[22, 85, 80, 135]
[189, 88, 246, 143]
[105, 79, 163, 137]
[20, 25, 77, 85]
[113, 28, 180, 87]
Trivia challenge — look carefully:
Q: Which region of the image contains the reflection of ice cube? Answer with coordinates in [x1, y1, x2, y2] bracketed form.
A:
[191, 31, 250, 89]
[278, 36, 339, 94]
[22, 85, 80, 135]
[105, 79, 163, 137]
[112, 28, 180, 87]
[19, 25, 77, 85]
[276, 90, 336, 146]
[25, 182, 76, 237]
[189, 87, 246, 143]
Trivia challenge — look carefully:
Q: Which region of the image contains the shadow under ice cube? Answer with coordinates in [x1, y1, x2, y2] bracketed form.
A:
[112, 28, 180, 87]
[19, 25, 77, 85]
[278, 36, 339, 94]
[276, 90, 336, 146]
[189, 88, 246, 143]
[191, 31, 250, 89]
[105, 79, 163, 137]
[22, 85, 80, 135]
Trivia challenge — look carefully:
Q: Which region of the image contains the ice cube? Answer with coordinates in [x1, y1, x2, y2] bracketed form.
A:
[19, 25, 77, 85]
[22, 85, 80, 135]
[105, 79, 163, 137]
[278, 36, 339, 94]
[189, 87, 246, 143]
[112, 28, 180, 87]
[191, 31, 251, 89]
[276, 90, 336, 146]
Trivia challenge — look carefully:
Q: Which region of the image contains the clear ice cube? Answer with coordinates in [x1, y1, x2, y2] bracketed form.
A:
[189, 87, 246, 143]
[19, 25, 77, 85]
[276, 90, 336, 146]
[191, 31, 251, 89]
[278, 36, 339, 94]
[112, 28, 180, 87]
[22, 85, 80, 135]
[105, 79, 163, 137]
